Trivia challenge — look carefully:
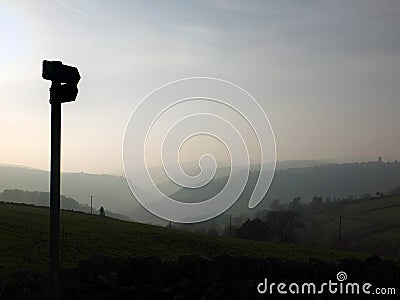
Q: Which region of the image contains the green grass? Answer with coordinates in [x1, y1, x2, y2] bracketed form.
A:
[313, 195, 400, 244]
[0, 202, 366, 277]
[343, 196, 400, 221]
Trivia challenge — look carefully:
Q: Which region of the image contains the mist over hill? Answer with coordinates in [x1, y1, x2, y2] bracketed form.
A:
[171, 160, 400, 217]
[1, 160, 399, 223]
[0, 165, 135, 214]
[0, 160, 327, 213]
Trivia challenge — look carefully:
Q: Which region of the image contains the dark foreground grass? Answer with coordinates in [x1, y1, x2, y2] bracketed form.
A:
[0, 202, 365, 277]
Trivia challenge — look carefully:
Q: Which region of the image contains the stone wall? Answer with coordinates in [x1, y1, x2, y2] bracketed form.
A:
[1, 254, 399, 299]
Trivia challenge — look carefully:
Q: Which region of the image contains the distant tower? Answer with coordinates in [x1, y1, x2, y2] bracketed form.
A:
[378, 156, 382, 163]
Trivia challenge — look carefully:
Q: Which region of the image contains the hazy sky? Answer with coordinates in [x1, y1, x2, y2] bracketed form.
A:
[1, 0, 399, 174]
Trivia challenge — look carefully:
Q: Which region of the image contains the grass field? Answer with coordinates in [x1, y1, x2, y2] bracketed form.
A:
[312, 195, 400, 249]
[0, 202, 365, 278]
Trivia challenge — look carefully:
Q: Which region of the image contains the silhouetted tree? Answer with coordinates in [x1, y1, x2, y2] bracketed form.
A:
[266, 210, 302, 242]
[99, 206, 105, 217]
[270, 198, 280, 210]
[288, 197, 306, 215]
[236, 218, 271, 241]
[310, 195, 323, 212]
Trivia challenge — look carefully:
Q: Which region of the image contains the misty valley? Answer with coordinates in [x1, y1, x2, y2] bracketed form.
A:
[1, 160, 400, 298]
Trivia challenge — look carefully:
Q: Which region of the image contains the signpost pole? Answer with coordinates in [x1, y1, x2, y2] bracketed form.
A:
[49, 82, 61, 300]
[43, 61, 80, 300]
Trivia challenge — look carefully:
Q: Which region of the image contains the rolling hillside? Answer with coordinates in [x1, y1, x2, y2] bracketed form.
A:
[0, 202, 364, 277]
[311, 195, 400, 254]
[2, 161, 400, 224]
[0, 189, 130, 221]
[172, 160, 400, 214]
[0, 165, 136, 215]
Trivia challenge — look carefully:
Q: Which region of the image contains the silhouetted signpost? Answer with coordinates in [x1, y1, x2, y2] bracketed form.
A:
[42, 60, 80, 300]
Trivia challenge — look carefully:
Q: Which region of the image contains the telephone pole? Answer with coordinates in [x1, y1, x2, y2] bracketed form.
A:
[90, 195, 93, 215]
[338, 216, 343, 249]
[229, 215, 232, 237]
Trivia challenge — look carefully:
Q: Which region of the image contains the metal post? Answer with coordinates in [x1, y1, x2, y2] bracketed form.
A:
[338, 216, 342, 249]
[90, 195, 93, 215]
[229, 215, 232, 237]
[49, 82, 61, 300]
[43, 60, 80, 300]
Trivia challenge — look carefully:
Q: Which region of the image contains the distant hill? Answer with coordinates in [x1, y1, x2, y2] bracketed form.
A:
[264, 160, 400, 203]
[0, 189, 130, 221]
[172, 160, 400, 217]
[0, 165, 137, 215]
[1, 160, 399, 223]
[275, 159, 337, 170]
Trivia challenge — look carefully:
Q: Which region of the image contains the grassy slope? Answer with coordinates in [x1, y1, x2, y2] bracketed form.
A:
[313, 195, 400, 245]
[0, 202, 365, 277]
